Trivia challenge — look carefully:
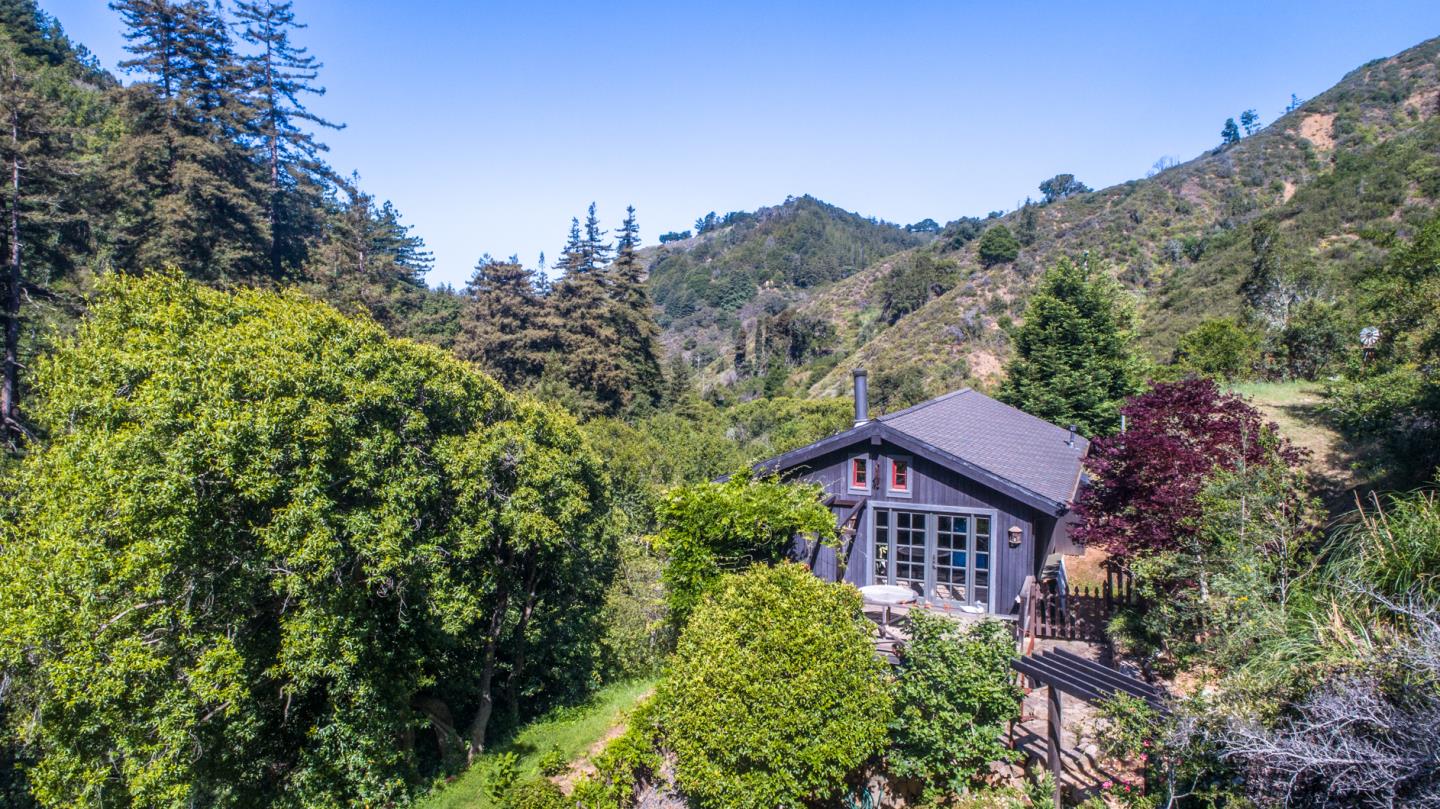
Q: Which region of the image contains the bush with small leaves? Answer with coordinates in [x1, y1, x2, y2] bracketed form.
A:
[888, 614, 1021, 800]
[655, 563, 893, 809]
[503, 777, 567, 809]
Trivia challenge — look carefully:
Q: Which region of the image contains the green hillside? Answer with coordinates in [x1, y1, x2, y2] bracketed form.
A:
[659, 37, 1440, 407]
[640, 195, 927, 383]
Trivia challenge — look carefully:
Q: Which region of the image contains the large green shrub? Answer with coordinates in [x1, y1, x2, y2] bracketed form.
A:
[654, 472, 836, 628]
[888, 615, 1021, 799]
[655, 564, 892, 809]
[0, 275, 614, 807]
[1173, 317, 1260, 380]
[977, 224, 1021, 267]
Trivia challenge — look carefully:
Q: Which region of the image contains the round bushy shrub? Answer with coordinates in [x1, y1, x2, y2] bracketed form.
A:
[656, 563, 892, 809]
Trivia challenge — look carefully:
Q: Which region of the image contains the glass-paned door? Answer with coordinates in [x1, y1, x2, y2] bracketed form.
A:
[872, 509, 890, 584]
[892, 510, 927, 597]
[871, 507, 993, 611]
[933, 514, 970, 603]
[973, 516, 992, 609]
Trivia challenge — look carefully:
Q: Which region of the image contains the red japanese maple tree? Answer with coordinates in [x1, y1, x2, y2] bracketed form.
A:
[1074, 377, 1303, 558]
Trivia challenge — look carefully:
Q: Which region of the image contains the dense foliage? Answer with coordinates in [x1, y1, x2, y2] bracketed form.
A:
[998, 257, 1144, 436]
[457, 205, 665, 415]
[647, 195, 922, 321]
[880, 251, 960, 324]
[1172, 317, 1261, 380]
[887, 615, 1020, 800]
[976, 224, 1020, 267]
[1329, 214, 1440, 482]
[1076, 378, 1301, 559]
[655, 564, 892, 809]
[0, 276, 615, 806]
[654, 471, 836, 629]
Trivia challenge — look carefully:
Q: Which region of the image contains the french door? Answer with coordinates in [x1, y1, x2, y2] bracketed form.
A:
[872, 508, 993, 610]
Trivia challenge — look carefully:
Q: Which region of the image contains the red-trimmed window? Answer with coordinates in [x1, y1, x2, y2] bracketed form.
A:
[850, 457, 868, 489]
[891, 460, 909, 492]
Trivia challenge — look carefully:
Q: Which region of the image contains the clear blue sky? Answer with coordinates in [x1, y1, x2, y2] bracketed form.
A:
[39, 1, 1440, 289]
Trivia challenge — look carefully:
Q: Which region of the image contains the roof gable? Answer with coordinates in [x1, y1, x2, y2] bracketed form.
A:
[753, 388, 1087, 515]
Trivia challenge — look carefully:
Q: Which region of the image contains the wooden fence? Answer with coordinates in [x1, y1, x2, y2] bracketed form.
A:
[1019, 561, 1137, 645]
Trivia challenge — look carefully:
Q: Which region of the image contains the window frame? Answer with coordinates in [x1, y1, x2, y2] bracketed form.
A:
[848, 455, 870, 494]
[866, 502, 1001, 614]
[887, 455, 913, 497]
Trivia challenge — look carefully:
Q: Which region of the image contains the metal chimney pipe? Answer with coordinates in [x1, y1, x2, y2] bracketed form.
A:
[852, 369, 869, 426]
[1067, 424, 1077, 447]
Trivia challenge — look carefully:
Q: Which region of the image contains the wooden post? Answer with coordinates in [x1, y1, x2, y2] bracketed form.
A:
[1048, 684, 1063, 809]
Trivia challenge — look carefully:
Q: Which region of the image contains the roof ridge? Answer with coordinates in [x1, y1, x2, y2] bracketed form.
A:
[877, 387, 972, 421]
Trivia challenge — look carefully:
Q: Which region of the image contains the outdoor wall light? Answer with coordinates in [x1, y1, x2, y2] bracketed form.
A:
[1008, 525, 1023, 548]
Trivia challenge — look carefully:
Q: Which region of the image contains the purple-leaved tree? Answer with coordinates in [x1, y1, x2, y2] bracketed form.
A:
[1074, 377, 1303, 559]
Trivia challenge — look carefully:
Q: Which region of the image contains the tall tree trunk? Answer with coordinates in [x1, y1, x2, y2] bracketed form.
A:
[466, 587, 510, 764]
[2, 105, 21, 446]
[505, 564, 541, 727]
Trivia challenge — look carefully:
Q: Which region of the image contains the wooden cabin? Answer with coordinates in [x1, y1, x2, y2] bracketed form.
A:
[754, 369, 1088, 619]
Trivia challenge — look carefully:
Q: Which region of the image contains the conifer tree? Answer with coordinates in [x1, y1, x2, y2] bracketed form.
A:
[607, 205, 663, 406]
[107, 0, 268, 280]
[302, 178, 446, 340]
[580, 201, 612, 272]
[0, 37, 74, 446]
[998, 257, 1144, 435]
[456, 255, 547, 388]
[234, 0, 342, 276]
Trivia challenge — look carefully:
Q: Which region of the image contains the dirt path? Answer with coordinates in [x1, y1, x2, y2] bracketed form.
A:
[553, 689, 654, 794]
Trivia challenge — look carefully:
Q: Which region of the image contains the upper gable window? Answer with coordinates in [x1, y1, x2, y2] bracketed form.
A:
[849, 457, 868, 491]
[891, 459, 909, 492]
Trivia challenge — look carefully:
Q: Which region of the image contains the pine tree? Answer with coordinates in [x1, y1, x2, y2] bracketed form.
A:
[580, 201, 611, 272]
[1240, 108, 1261, 137]
[302, 177, 445, 340]
[606, 205, 663, 406]
[1, 39, 64, 445]
[234, 0, 342, 277]
[1220, 117, 1241, 146]
[107, 0, 269, 279]
[553, 216, 585, 275]
[455, 255, 546, 387]
[997, 257, 1144, 435]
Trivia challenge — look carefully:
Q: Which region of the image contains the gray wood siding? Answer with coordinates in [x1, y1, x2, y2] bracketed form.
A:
[782, 440, 1051, 617]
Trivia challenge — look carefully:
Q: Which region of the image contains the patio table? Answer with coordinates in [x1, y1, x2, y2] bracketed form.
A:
[858, 584, 918, 638]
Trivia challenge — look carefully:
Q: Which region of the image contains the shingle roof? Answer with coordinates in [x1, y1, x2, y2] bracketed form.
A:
[877, 388, 1088, 506]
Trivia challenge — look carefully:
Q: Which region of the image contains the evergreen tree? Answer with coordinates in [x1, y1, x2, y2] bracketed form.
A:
[1240, 108, 1261, 136]
[234, 0, 343, 277]
[976, 223, 1020, 267]
[107, 0, 269, 279]
[0, 35, 80, 446]
[1220, 117, 1241, 146]
[997, 256, 1144, 435]
[579, 200, 611, 272]
[301, 177, 452, 343]
[553, 216, 585, 275]
[455, 255, 546, 388]
[549, 209, 622, 410]
[606, 205, 663, 406]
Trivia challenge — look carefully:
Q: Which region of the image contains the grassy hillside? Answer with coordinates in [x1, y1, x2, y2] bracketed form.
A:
[653, 37, 1440, 407]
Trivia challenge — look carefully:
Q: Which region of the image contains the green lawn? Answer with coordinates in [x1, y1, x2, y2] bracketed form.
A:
[415, 678, 657, 809]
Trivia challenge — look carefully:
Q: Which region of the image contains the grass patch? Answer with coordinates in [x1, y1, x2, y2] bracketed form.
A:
[1229, 381, 1333, 457]
[415, 678, 657, 809]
